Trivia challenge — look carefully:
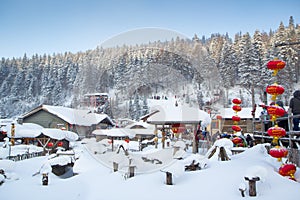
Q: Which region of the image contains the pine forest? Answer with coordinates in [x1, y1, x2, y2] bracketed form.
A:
[0, 17, 299, 119]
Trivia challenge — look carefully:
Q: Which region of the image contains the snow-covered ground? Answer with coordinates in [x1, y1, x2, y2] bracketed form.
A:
[1, 138, 300, 200]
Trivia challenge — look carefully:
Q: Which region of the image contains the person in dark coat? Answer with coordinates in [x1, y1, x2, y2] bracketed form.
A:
[246, 134, 254, 147]
[289, 90, 300, 131]
[276, 100, 289, 131]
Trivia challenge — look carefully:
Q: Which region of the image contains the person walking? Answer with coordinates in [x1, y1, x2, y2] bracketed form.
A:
[289, 90, 300, 131]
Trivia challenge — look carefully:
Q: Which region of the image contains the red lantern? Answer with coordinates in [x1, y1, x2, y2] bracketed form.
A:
[232, 125, 241, 132]
[279, 164, 297, 180]
[232, 115, 241, 122]
[216, 115, 222, 120]
[267, 60, 286, 76]
[57, 141, 63, 147]
[232, 98, 242, 104]
[269, 146, 288, 161]
[232, 116, 240, 121]
[172, 123, 186, 133]
[267, 105, 285, 121]
[232, 115, 241, 125]
[47, 142, 54, 148]
[267, 126, 286, 138]
[266, 84, 285, 101]
[232, 105, 242, 112]
[268, 125, 286, 145]
[125, 138, 130, 143]
[232, 137, 242, 144]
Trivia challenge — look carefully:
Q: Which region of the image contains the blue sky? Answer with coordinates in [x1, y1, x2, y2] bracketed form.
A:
[0, 0, 299, 58]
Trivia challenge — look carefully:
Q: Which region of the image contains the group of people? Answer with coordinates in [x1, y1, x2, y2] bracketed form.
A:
[260, 89, 300, 132]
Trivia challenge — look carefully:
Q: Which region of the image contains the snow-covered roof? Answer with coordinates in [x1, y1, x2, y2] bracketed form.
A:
[92, 128, 131, 137]
[147, 104, 211, 127]
[22, 105, 114, 126]
[41, 128, 79, 141]
[5, 123, 44, 138]
[84, 92, 109, 97]
[3, 122, 78, 141]
[125, 121, 152, 129]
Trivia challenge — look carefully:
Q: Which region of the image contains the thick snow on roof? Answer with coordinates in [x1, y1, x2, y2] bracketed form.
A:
[41, 128, 79, 141]
[92, 128, 138, 139]
[26, 105, 113, 126]
[147, 104, 211, 126]
[125, 121, 152, 129]
[5, 123, 44, 138]
[2, 122, 78, 141]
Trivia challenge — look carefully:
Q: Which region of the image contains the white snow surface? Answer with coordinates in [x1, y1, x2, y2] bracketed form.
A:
[41, 128, 79, 141]
[5, 123, 44, 138]
[0, 140, 299, 200]
[2, 122, 78, 141]
[147, 103, 211, 127]
[30, 105, 113, 126]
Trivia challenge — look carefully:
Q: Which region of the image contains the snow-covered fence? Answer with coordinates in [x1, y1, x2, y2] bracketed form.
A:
[7, 151, 43, 161]
[1, 144, 44, 161]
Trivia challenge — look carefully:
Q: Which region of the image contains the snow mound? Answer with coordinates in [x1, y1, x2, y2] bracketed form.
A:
[205, 138, 233, 160]
[0, 160, 15, 172]
[244, 165, 268, 182]
[48, 155, 75, 166]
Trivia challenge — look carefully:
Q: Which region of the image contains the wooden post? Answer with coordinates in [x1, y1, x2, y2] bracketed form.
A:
[239, 188, 246, 197]
[219, 146, 230, 161]
[129, 166, 135, 178]
[154, 125, 158, 149]
[288, 109, 293, 148]
[42, 173, 48, 186]
[113, 162, 118, 172]
[11, 123, 15, 146]
[192, 124, 198, 153]
[173, 146, 180, 156]
[111, 137, 114, 152]
[166, 171, 173, 185]
[244, 177, 260, 197]
[162, 127, 165, 149]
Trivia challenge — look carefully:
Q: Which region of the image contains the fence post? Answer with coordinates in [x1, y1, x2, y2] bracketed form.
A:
[166, 171, 173, 185]
[244, 177, 260, 197]
[113, 162, 118, 172]
[129, 166, 135, 178]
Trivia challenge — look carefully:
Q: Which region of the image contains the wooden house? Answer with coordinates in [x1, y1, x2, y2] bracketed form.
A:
[215, 107, 265, 134]
[21, 105, 114, 139]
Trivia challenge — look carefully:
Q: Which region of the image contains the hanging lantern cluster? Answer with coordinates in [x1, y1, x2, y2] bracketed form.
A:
[231, 98, 242, 133]
[265, 58, 286, 143]
[265, 58, 297, 181]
